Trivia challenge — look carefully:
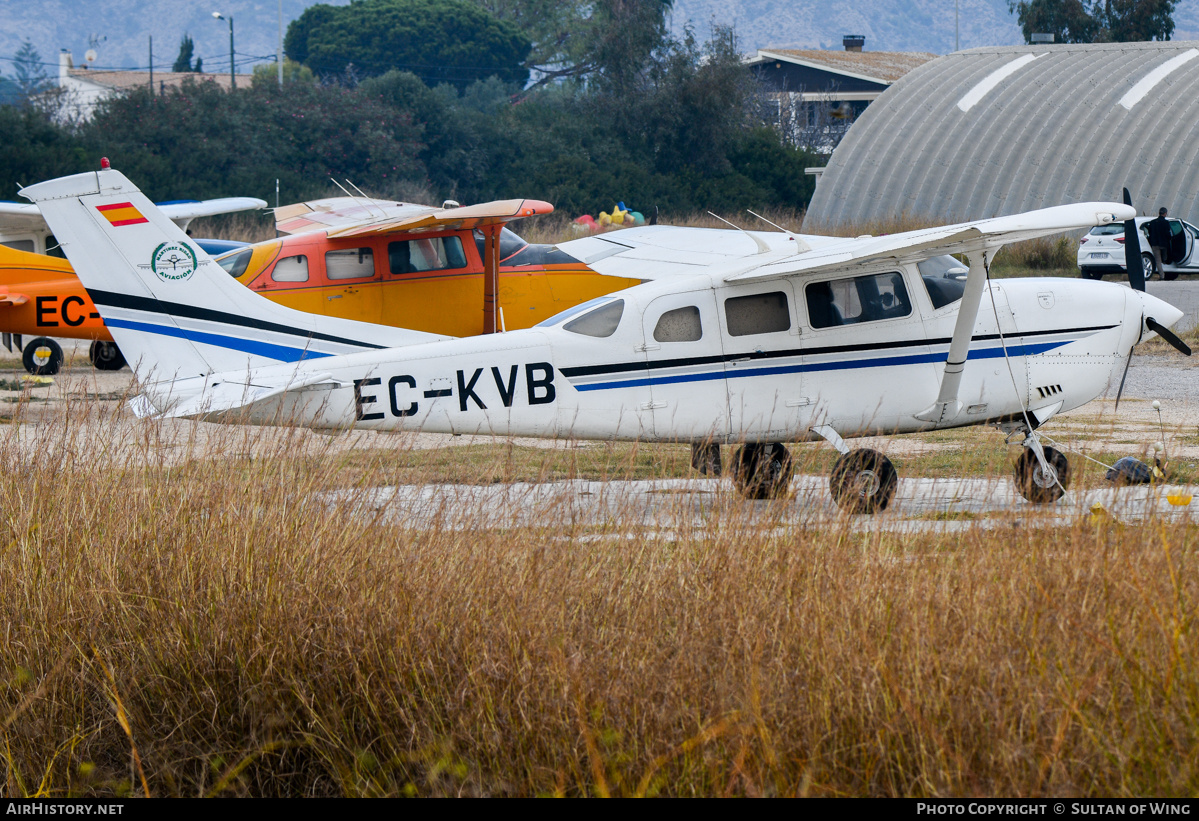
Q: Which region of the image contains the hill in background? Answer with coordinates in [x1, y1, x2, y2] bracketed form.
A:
[2, 0, 1197, 85]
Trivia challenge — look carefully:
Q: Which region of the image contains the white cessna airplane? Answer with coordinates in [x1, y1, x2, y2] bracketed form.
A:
[22, 168, 1190, 513]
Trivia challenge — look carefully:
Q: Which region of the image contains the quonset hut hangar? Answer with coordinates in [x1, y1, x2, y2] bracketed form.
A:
[805, 41, 1199, 230]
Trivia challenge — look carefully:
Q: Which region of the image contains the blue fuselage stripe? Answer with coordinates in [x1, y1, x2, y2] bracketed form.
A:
[105, 318, 333, 363]
[571, 341, 1063, 392]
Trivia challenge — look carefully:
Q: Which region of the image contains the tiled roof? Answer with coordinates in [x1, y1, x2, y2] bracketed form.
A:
[756, 49, 938, 83]
[67, 68, 239, 91]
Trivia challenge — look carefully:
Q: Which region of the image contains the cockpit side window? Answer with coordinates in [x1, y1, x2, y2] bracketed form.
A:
[916, 255, 968, 310]
[564, 299, 624, 338]
[724, 291, 791, 336]
[653, 306, 702, 342]
[326, 247, 376, 280]
[806, 272, 913, 328]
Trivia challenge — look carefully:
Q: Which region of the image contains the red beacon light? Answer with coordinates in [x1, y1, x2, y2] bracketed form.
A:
[100, 157, 110, 169]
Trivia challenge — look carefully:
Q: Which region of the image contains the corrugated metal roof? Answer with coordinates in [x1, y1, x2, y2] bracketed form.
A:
[805, 41, 1199, 230]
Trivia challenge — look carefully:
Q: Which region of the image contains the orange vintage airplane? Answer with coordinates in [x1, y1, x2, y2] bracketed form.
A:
[0, 193, 637, 373]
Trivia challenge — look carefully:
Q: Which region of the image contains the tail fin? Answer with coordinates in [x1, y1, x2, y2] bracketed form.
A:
[20, 168, 447, 383]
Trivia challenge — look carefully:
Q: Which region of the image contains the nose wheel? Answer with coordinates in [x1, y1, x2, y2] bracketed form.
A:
[830, 448, 898, 513]
[732, 443, 793, 499]
[1014, 444, 1070, 503]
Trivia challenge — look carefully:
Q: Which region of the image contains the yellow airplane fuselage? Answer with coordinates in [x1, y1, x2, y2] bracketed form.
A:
[0, 228, 636, 345]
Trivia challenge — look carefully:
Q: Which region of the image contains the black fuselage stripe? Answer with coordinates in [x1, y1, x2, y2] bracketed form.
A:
[87, 289, 387, 350]
[559, 325, 1118, 378]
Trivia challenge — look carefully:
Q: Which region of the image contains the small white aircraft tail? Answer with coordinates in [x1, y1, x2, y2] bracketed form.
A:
[19, 168, 447, 384]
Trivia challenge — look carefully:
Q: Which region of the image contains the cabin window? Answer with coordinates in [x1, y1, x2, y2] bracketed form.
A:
[724, 291, 791, 336]
[215, 248, 253, 278]
[389, 236, 467, 274]
[564, 299, 624, 338]
[917, 255, 967, 310]
[807, 272, 912, 328]
[271, 255, 309, 282]
[653, 306, 702, 342]
[0, 240, 35, 253]
[326, 247, 376, 280]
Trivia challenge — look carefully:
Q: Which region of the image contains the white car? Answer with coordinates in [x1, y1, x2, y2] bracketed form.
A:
[1077, 216, 1199, 280]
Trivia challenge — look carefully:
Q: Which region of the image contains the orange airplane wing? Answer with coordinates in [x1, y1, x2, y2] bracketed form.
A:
[275, 196, 553, 237]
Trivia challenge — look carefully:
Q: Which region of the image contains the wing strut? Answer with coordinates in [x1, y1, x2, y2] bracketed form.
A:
[914, 248, 992, 425]
[482, 224, 501, 333]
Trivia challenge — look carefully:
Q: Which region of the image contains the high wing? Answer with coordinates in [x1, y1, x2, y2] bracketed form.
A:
[0, 196, 266, 236]
[274, 196, 553, 237]
[722, 203, 1130, 282]
[556, 226, 839, 280]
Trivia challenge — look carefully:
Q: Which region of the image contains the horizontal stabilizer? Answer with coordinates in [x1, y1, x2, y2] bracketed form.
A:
[133, 370, 343, 419]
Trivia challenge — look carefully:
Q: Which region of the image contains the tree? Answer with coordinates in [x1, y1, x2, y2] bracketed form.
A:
[477, 0, 673, 89]
[285, 0, 531, 91]
[12, 40, 50, 102]
[251, 58, 316, 89]
[172, 34, 203, 72]
[1008, 0, 1175, 43]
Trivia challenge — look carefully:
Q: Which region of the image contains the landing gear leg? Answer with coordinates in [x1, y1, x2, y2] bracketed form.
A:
[732, 442, 792, 499]
[691, 442, 722, 476]
[1014, 434, 1070, 504]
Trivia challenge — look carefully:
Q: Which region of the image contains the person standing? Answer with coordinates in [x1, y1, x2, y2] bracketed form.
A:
[1147, 207, 1172, 278]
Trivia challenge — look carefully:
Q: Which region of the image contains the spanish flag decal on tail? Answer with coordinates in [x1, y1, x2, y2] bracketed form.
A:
[96, 201, 148, 227]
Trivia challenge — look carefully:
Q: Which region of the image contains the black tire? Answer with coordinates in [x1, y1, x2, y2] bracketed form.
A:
[1014, 445, 1070, 504]
[1143, 253, 1159, 281]
[732, 442, 793, 500]
[22, 337, 63, 376]
[830, 449, 898, 514]
[89, 340, 126, 371]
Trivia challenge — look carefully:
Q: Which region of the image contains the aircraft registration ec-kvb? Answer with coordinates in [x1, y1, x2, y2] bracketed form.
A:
[21, 166, 1192, 513]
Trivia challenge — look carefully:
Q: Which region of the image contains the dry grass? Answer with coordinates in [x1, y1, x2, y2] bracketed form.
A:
[2, 399, 1199, 797]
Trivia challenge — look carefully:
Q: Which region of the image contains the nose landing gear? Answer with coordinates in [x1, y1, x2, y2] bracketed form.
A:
[1014, 442, 1070, 503]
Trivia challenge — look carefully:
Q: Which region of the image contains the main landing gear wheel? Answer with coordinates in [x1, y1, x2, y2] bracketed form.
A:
[23, 337, 63, 376]
[732, 442, 793, 500]
[1014, 445, 1070, 504]
[89, 340, 126, 371]
[830, 449, 898, 514]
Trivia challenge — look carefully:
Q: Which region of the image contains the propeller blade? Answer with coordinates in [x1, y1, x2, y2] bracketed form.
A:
[1114, 347, 1133, 412]
[1146, 317, 1193, 356]
[1123, 188, 1145, 292]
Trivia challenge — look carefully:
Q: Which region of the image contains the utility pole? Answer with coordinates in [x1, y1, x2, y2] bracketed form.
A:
[149, 35, 153, 96]
[212, 12, 235, 90]
[278, 0, 284, 86]
[955, 0, 960, 52]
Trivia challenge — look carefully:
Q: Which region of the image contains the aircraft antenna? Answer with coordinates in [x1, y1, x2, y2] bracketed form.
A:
[706, 211, 771, 255]
[328, 178, 383, 219]
[346, 179, 389, 219]
[746, 209, 811, 253]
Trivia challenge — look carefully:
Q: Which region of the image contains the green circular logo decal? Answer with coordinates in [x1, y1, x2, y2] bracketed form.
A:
[151, 241, 198, 282]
